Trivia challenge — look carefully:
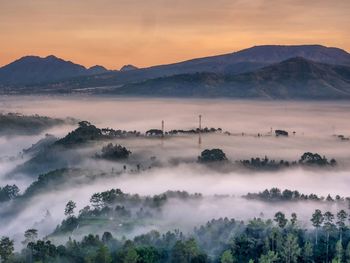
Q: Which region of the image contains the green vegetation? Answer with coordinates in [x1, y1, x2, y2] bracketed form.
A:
[96, 143, 131, 160]
[275, 130, 288, 137]
[198, 149, 228, 163]
[4, 208, 350, 262]
[0, 113, 72, 136]
[299, 152, 337, 166]
[55, 121, 140, 146]
[244, 187, 347, 203]
[21, 169, 77, 199]
[0, 185, 19, 202]
[239, 152, 336, 170]
[22, 134, 58, 155]
[168, 127, 222, 135]
[55, 121, 104, 146]
[53, 189, 202, 235]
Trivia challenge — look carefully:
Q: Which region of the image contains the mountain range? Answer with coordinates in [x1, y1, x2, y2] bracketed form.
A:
[1, 44, 350, 99]
[113, 57, 350, 99]
[0, 55, 110, 85]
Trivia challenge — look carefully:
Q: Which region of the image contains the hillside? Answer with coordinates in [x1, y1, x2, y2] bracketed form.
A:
[110, 57, 350, 99]
[2, 44, 350, 89]
[0, 55, 109, 85]
[47, 45, 350, 90]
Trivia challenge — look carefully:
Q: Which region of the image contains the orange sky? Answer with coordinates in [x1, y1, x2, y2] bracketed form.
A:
[0, 0, 349, 69]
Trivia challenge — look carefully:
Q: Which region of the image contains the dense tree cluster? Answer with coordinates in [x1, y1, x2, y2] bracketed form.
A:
[0, 113, 68, 136]
[275, 130, 288, 137]
[55, 121, 104, 146]
[101, 128, 140, 137]
[0, 185, 19, 202]
[21, 169, 76, 199]
[198, 149, 228, 163]
[239, 156, 293, 170]
[146, 129, 164, 136]
[3, 208, 350, 263]
[56, 121, 143, 146]
[22, 134, 58, 155]
[244, 187, 347, 203]
[96, 143, 131, 160]
[299, 152, 337, 166]
[145, 127, 222, 137]
[239, 152, 336, 170]
[168, 127, 222, 135]
[53, 189, 202, 235]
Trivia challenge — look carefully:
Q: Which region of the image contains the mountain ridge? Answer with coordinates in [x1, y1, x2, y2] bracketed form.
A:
[0, 55, 110, 85]
[1, 44, 350, 100]
[109, 57, 350, 99]
[1, 44, 350, 87]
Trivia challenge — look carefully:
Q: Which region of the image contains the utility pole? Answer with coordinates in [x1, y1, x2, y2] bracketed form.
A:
[198, 115, 202, 146]
[161, 120, 164, 138]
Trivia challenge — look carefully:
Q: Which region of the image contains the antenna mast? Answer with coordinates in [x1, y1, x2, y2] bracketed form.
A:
[198, 115, 202, 145]
[161, 120, 164, 138]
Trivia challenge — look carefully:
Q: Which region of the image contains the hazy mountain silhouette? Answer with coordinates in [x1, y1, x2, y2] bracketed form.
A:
[0, 55, 109, 85]
[87, 65, 108, 75]
[21, 44, 349, 89]
[111, 57, 350, 99]
[1, 45, 350, 100]
[120, 64, 138, 71]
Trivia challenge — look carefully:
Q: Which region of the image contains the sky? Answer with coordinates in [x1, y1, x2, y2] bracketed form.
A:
[0, 0, 349, 69]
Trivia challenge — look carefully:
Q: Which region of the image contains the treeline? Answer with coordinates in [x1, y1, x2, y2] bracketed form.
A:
[53, 189, 203, 235]
[3, 209, 350, 262]
[238, 152, 337, 170]
[56, 121, 222, 147]
[55, 121, 140, 146]
[197, 149, 337, 170]
[0, 113, 72, 136]
[0, 185, 19, 202]
[244, 187, 348, 203]
[95, 143, 131, 160]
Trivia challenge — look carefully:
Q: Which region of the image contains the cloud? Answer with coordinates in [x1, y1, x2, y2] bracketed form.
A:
[1, 96, 350, 247]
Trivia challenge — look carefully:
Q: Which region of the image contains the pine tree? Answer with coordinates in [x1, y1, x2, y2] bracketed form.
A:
[0, 236, 14, 262]
[303, 241, 314, 263]
[337, 210, 348, 241]
[64, 200, 76, 217]
[259, 251, 279, 263]
[281, 233, 301, 263]
[345, 242, 350, 263]
[221, 250, 234, 263]
[335, 240, 344, 263]
[324, 211, 335, 263]
[124, 248, 139, 263]
[95, 245, 112, 263]
[274, 212, 288, 228]
[311, 209, 324, 246]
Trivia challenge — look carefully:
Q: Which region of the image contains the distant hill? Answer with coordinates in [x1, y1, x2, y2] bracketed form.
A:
[133, 44, 350, 76]
[39, 45, 350, 90]
[110, 57, 350, 99]
[1, 44, 350, 100]
[0, 113, 76, 136]
[2, 44, 350, 89]
[87, 65, 108, 75]
[120, 64, 138, 71]
[0, 55, 109, 85]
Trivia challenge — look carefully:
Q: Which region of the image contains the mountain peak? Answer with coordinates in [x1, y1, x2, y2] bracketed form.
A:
[120, 64, 138, 72]
[232, 45, 350, 65]
[45, 55, 59, 60]
[0, 55, 90, 85]
[88, 65, 108, 74]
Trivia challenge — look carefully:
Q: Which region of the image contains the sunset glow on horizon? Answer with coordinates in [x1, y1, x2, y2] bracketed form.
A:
[1, 0, 349, 69]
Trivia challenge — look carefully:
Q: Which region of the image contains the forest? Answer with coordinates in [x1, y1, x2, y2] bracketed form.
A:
[1, 99, 350, 263]
[2, 208, 350, 263]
